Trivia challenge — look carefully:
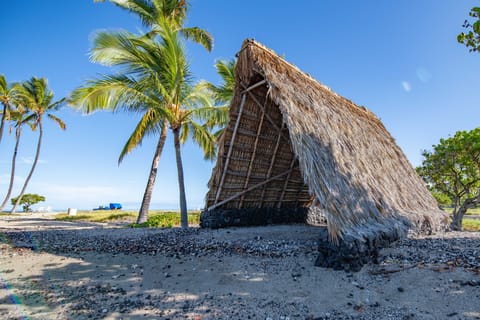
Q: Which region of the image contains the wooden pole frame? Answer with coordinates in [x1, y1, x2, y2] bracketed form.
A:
[207, 168, 294, 211]
[259, 122, 285, 206]
[242, 79, 267, 94]
[213, 93, 247, 205]
[244, 91, 289, 143]
[277, 157, 297, 208]
[238, 95, 267, 207]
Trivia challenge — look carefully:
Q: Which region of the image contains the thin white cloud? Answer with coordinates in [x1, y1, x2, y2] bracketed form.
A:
[20, 157, 48, 165]
[401, 81, 412, 92]
[416, 67, 432, 83]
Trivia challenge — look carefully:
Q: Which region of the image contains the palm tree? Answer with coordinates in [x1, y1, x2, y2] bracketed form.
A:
[10, 77, 66, 214]
[71, 27, 227, 226]
[0, 75, 18, 146]
[0, 108, 34, 211]
[73, 0, 216, 224]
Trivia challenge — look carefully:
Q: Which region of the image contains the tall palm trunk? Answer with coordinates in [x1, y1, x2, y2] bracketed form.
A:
[136, 122, 169, 224]
[11, 121, 43, 214]
[0, 126, 21, 211]
[173, 127, 188, 228]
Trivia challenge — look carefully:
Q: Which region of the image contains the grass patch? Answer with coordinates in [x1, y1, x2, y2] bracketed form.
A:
[54, 210, 137, 223]
[130, 211, 200, 228]
[54, 210, 201, 228]
[463, 218, 480, 232]
[467, 208, 480, 215]
[0, 213, 22, 216]
[443, 207, 480, 215]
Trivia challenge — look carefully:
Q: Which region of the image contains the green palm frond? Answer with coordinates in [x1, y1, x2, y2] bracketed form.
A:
[179, 121, 189, 143]
[70, 75, 172, 119]
[187, 121, 216, 160]
[47, 114, 66, 130]
[0, 75, 7, 95]
[190, 106, 230, 129]
[211, 59, 236, 105]
[21, 113, 37, 126]
[212, 127, 225, 142]
[116, 0, 154, 26]
[182, 84, 214, 110]
[91, 31, 156, 75]
[181, 27, 213, 51]
[118, 108, 165, 163]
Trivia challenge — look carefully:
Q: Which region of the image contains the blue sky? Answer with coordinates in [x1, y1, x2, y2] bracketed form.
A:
[1, 1, 479, 211]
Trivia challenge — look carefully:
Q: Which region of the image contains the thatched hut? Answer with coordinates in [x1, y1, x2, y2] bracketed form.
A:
[201, 39, 447, 268]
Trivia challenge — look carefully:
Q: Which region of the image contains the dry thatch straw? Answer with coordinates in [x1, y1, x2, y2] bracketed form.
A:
[204, 39, 448, 242]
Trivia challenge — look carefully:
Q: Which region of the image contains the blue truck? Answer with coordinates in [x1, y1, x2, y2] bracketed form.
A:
[93, 203, 122, 210]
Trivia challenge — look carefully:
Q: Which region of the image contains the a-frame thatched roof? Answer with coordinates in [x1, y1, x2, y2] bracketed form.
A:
[203, 39, 447, 242]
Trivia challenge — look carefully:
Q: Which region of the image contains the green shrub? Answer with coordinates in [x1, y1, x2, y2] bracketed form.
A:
[130, 211, 200, 228]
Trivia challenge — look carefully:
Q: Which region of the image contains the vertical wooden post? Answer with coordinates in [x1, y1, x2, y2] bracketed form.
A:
[214, 93, 247, 205]
[259, 122, 285, 206]
[239, 97, 267, 207]
[277, 157, 297, 208]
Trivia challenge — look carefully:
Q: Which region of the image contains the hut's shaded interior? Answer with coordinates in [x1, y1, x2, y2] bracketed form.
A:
[206, 75, 312, 211]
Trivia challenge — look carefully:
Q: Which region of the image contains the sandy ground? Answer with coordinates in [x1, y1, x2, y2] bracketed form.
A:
[1, 213, 480, 319]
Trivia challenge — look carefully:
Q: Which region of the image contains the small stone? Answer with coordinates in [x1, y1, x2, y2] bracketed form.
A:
[397, 287, 404, 292]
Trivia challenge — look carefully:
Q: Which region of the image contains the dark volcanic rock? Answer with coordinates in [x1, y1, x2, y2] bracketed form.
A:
[315, 228, 403, 271]
[200, 207, 309, 228]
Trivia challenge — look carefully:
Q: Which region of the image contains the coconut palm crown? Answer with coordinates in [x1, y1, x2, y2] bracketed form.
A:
[71, 18, 226, 225]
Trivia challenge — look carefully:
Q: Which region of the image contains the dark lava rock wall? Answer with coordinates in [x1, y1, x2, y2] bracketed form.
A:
[200, 207, 309, 229]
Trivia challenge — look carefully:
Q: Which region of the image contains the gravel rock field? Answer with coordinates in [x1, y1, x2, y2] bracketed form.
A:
[1, 216, 479, 319]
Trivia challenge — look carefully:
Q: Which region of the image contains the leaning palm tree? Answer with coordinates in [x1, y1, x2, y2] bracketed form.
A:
[0, 75, 18, 146]
[71, 27, 227, 226]
[0, 108, 34, 211]
[10, 77, 66, 214]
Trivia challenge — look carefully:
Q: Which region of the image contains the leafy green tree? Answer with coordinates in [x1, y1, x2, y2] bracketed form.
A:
[11, 193, 45, 213]
[417, 128, 480, 230]
[71, 29, 226, 227]
[458, 6, 480, 52]
[0, 108, 35, 211]
[10, 78, 66, 214]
